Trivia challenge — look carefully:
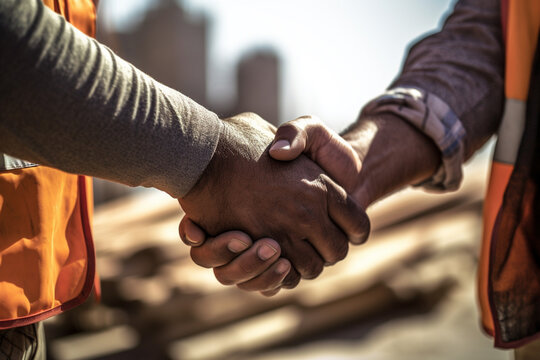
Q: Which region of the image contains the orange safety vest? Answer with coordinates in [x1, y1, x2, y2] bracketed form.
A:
[0, 0, 98, 329]
[478, 0, 540, 348]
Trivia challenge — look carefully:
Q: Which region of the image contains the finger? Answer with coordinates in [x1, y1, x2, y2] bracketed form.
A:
[306, 217, 350, 265]
[280, 266, 301, 289]
[213, 239, 281, 285]
[179, 216, 206, 247]
[235, 258, 291, 292]
[269, 118, 309, 161]
[324, 174, 371, 245]
[279, 238, 324, 280]
[280, 196, 348, 266]
[260, 288, 281, 297]
[270, 116, 361, 192]
[190, 231, 252, 268]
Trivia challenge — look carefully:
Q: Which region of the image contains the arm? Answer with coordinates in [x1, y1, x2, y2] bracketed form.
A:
[276, 0, 504, 205]
[0, 0, 220, 198]
[345, 0, 504, 206]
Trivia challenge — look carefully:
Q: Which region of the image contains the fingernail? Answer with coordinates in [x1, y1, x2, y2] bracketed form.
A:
[227, 239, 249, 253]
[275, 261, 290, 275]
[185, 234, 200, 246]
[349, 233, 367, 245]
[258, 244, 277, 261]
[270, 139, 291, 152]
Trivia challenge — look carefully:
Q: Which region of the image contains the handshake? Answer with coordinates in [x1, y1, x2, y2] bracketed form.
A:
[177, 111, 441, 296]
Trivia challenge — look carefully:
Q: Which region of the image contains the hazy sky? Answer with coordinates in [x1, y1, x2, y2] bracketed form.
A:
[99, 0, 455, 131]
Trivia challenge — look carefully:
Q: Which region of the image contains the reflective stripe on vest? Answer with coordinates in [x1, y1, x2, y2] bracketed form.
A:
[493, 98, 526, 165]
[0, 154, 37, 171]
[477, 0, 540, 348]
[0, 0, 97, 329]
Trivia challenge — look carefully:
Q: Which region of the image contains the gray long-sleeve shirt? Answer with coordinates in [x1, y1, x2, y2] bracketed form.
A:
[0, 0, 222, 198]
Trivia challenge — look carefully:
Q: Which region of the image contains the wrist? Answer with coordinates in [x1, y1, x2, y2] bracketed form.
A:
[342, 113, 441, 208]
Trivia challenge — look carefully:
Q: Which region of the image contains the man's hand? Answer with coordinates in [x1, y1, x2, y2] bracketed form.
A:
[178, 112, 369, 289]
[179, 217, 290, 296]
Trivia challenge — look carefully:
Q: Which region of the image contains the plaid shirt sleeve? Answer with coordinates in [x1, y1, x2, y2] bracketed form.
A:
[360, 87, 466, 192]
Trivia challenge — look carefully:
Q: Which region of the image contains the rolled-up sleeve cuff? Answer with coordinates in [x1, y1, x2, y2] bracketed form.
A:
[360, 87, 466, 192]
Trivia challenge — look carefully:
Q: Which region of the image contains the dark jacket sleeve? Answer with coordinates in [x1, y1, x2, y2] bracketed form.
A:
[392, 0, 505, 159]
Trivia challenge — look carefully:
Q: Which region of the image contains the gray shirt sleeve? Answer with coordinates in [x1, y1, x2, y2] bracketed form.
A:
[391, 0, 505, 159]
[0, 0, 222, 198]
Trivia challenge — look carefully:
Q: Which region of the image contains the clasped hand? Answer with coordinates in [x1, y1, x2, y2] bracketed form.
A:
[178, 112, 369, 295]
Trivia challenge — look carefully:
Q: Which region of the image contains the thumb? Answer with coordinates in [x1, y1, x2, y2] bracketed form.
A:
[179, 216, 206, 247]
[269, 119, 308, 161]
[270, 115, 361, 193]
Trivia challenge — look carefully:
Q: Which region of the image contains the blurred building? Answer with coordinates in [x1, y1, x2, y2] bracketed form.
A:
[98, 0, 208, 105]
[230, 51, 281, 127]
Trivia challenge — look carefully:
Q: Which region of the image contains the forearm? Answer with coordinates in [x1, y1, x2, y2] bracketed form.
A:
[0, 0, 221, 198]
[342, 113, 441, 209]
[344, 0, 504, 205]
